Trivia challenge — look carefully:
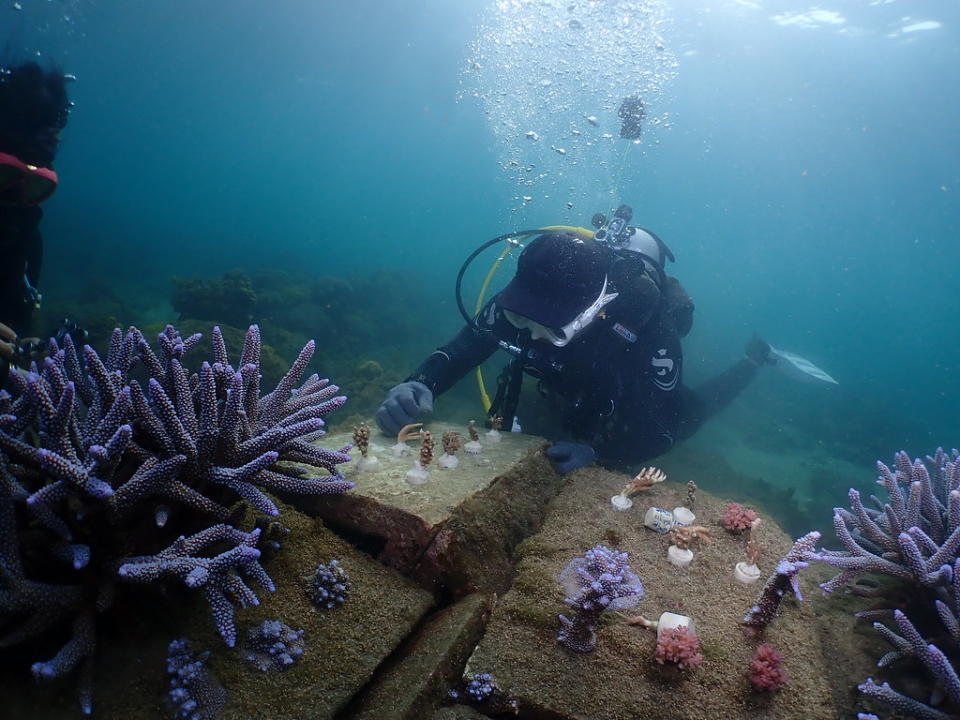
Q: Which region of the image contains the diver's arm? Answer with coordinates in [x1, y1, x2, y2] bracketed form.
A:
[677, 358, 759, 440]
[405, 300, 505, 397]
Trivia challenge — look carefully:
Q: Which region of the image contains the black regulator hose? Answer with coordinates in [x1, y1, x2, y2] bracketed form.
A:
[454, 229, 544, 327]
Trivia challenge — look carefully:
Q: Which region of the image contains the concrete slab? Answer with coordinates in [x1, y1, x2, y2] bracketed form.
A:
[6, 502, 436, 720]
[295, 421, 564, 595]
[460, 466, 837, 720]
[352, 593, 493, 720]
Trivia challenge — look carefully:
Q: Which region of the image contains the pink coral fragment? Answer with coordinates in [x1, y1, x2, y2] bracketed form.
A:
[722, 502, 759, 532]
[654, 626, 703, 670]
[749, 643, 788, 692]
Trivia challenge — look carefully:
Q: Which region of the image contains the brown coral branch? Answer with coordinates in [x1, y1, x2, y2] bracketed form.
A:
[670, 525, 712, 550]
[396, 423, 423, 445]
[745, 518, 762, 565]
[419, 430, 435, 468]
[441, 431, 462, 456]
[620, 466, 667, 497]
[352, 422, 370, 457]
[467, 420, 479, 442]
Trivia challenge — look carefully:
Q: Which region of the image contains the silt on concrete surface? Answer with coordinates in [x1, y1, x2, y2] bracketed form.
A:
[461, 465, 838, 720]
[5, 501, 435, 720]
[293, 421, 565, 595]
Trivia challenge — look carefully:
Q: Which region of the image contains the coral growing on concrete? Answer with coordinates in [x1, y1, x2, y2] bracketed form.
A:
[742, 532, 820, 634]
[0, 324, 352, 713]
[722, 502, 759, 532]
[305, 559, 351, 610]
[242, 619, 305, 672]
[654, 625, 703, 670]
[749, 643, 788, 692]
[449, 672, 518, 714]
[557, 545, 644, 653]
[164, 638, 227, 720]
[808, 449, 960, 720]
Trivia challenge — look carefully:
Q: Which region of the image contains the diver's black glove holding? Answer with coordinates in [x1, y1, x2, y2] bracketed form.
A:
[546, 442, 596, 476]
[744, 334, 774, 366]
[375, 381, 434, 436]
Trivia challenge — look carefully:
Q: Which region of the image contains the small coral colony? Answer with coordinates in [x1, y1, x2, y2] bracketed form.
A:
[2, 322, 958, 719]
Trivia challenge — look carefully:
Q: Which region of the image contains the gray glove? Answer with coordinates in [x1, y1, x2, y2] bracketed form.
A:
[375, 381, 434, 435]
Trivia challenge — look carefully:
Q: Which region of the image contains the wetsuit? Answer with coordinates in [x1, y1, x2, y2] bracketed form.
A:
[0, 204, 43, 335]
[406, 274, 760, 471]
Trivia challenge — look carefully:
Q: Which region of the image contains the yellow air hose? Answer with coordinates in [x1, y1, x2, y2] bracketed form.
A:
[474, 225, 595, 413]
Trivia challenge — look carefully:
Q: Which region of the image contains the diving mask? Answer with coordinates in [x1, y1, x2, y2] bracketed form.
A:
[504, 278, 618, 348]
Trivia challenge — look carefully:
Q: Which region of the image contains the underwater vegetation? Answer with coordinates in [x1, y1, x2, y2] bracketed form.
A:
[0, 323, 352, 714]
[808, 449, 960, 720]
[169, 268, 444, 418]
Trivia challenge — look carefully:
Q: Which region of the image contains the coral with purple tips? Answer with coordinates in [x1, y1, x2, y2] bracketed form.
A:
[557, 544, 644, 653]
[242, 619, 305, 672]
[742, 531, 819, 634]
[164, 638, 227, 720]
[305, 559, 351, 610]
[808, 448, 960, 720]
[0, 324, 351, 713]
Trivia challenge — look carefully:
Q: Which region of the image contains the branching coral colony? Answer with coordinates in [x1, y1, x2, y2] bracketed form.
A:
[0, 324, 353, 714]
[806, 448, 960, 720]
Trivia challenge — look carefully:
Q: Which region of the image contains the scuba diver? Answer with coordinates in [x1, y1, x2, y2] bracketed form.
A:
[375, 205, 774, 474]
[0, 61, 72, 386]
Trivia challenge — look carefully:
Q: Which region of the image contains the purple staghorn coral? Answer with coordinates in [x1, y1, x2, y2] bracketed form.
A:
[742, 531, 820, 634]
[808, 449, 960, 720]
[0, 324, 352, 713]
[557, 544, 644, 653]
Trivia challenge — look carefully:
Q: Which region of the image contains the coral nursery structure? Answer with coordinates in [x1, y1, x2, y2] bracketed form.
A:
[0, 324, 352, 713]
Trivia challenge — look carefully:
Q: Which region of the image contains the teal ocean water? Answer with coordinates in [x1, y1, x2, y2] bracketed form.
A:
[5, 0, 959, 541]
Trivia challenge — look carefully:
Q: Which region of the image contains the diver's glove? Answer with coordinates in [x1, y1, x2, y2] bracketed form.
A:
[546, 442, 596, 476]
[744, 334, 774, 367]
[375, 381, 434, 435]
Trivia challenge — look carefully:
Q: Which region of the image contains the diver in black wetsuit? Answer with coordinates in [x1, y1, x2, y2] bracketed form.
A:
[0, 62, 71, 384]
[376, 207, 773, 474]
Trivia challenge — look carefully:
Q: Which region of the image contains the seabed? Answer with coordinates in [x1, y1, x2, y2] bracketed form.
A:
[2, 420, 874, 719]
